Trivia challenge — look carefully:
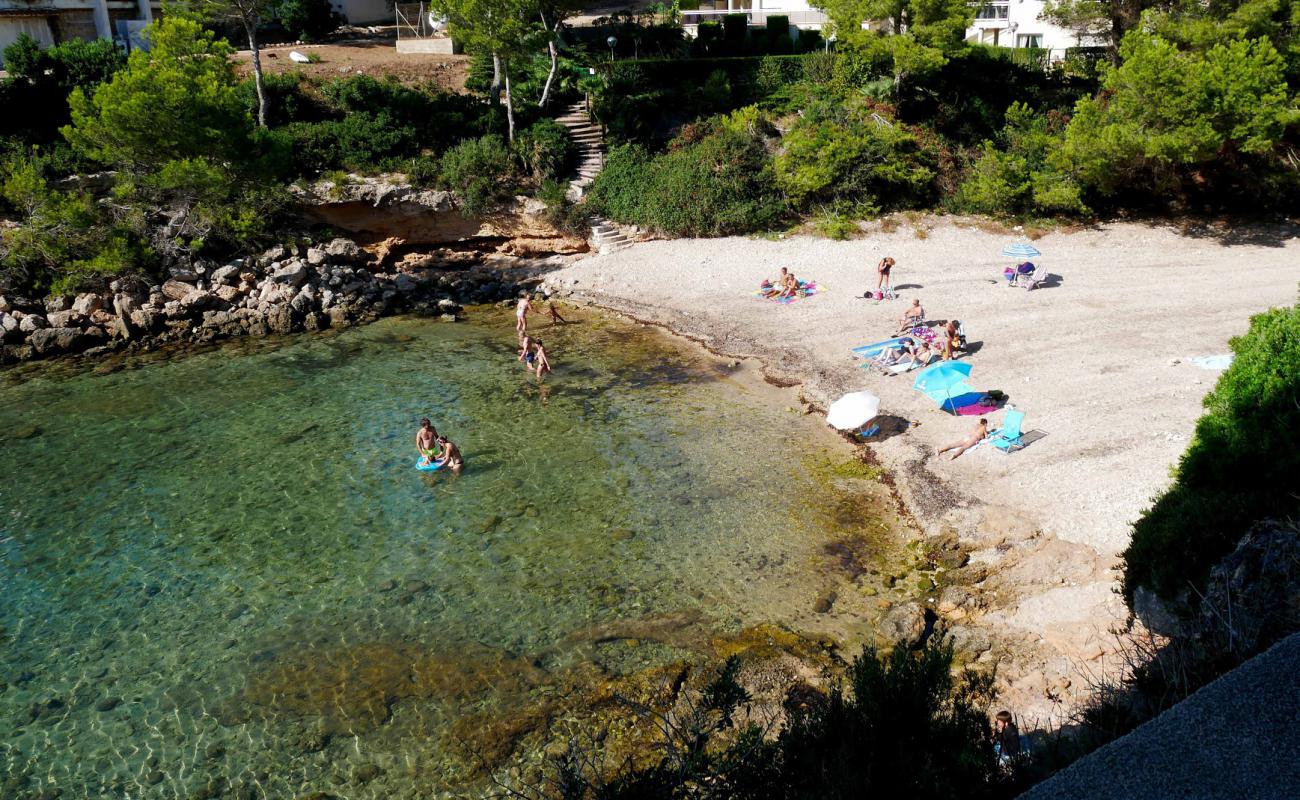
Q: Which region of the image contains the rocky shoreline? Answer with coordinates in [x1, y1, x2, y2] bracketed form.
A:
[2, 174, 595, 366]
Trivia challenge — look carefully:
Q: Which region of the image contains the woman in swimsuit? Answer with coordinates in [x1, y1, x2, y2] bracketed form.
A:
[533, 339, 552, 376]
[434, 436, 464, 474]
[876, 257, 895, 294]
[516, 295, 533, 335]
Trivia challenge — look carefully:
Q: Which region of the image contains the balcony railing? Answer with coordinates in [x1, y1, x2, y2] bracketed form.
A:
[974, 3, 1009, 19]
[680, 9, 830, 27]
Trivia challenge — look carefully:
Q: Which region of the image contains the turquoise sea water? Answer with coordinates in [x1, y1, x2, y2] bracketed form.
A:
[0, 311, 893, 798]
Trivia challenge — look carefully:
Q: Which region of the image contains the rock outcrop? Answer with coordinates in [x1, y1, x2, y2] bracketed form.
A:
[0, 236, 549, 363]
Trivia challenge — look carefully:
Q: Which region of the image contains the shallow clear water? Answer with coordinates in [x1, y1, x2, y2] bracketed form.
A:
[0, 311, 894, 798]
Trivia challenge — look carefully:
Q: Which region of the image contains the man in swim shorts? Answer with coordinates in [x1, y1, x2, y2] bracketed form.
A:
[416, 418, 440, 465]
[937, 418, 988, 460]
[435, 436, 464, 474]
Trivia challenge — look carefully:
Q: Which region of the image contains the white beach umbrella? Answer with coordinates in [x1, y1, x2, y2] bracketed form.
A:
[826, 391, 881, 431]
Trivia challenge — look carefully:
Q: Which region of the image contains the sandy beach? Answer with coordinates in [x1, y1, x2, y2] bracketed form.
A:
[545, 218, 1300, 722]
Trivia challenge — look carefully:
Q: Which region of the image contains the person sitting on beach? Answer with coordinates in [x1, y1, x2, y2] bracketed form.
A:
[780, 269, 800, 298]
[759, 268, 788, 298]
[897, 299, 925, 332]
[533, 339, 552, 377]
[937, 418, 988, 460]
[548, 301, 568, 325]
[899, 340, 933, 369]
[434, 436, 464, 474]
[416, 418, 441, 466]
[515, 294, 533, 336]
[873, 344, 904, 368]
[519, 336, 536, 369]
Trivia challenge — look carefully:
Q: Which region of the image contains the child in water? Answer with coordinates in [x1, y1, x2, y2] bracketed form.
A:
[533, 339, 552, 377]
[518, 336, 536, 369]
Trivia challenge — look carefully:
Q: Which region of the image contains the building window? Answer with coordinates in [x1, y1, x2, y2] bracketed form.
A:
[1016, 33, 1044, 48]
[975, 3, 1009, 19]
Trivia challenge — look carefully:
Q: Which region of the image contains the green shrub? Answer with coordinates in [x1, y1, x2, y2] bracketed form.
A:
[275, 0, 343, 42]
[514, 119, 575, 182]
[774, 101, 937, 211]
[1123, 297, 1300, 604]
[814, 210, 859, 239]
[588, 122, 787, 236]
[0, 34, 126, 146]
[435, 134, 518, 216]
[723, 13, 749, 45]
[953, 102, 1086, 218]
[283, 113, 417, 173]
[239, 72, 329, 128]
[536, 178, 589, 235]
[767, 15, 790, 43]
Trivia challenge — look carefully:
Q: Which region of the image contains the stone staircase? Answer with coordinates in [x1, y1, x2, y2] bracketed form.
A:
[554, 99, 631, 254]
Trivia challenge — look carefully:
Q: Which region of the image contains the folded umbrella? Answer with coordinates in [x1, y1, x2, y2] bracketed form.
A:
[826, 391, 881, 431]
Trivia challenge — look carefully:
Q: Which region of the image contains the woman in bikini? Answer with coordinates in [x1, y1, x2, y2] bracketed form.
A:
[876, 257, 895, 296]
[533, 339, 552, 377]
[515, 295, 533, 336]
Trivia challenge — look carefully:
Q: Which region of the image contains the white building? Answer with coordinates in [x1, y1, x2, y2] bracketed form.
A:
[681, 0, 830, 37]
[966, 0, 1099, 56]
[0, 0, 154, 62]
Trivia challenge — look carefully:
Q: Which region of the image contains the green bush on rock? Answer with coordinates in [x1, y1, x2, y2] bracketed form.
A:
[1123, 295, 1300, 604]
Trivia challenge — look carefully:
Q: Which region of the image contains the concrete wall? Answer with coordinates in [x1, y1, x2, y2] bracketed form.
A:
[0, 17, 55, 65]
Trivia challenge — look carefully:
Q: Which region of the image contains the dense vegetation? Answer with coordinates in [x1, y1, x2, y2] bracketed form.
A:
[547, 639, 1014, 799]
[1123, 295, 1300, 604]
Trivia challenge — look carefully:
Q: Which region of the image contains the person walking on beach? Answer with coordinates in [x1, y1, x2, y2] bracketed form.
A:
[876, 257, 895, 298]
[415, 418, 440, 465]
[937, 418, 987, 460]
[516, 294, 533, 336]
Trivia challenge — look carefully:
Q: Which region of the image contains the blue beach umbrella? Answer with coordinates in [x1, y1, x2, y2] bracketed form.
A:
[913, 361, 977, 411]
[1001, 242, 1041, 259]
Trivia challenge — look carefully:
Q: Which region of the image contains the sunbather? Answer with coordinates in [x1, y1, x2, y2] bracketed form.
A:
[897, 299, 925, 332]
[780, 270, 800, 298]
[937, 418, 988, 460]
[899, 340, 933, 369]
[872, 345, 904, 368]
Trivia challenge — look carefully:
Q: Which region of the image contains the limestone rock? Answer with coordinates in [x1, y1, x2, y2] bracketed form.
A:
[0, 295, 11, 313]
[29, 327, 88, 355]
[306, 247, 327, 266]
[162, 280, 196, 302]
[211, 264, 242, 285]
[880, 602, 927, 648]
[324, 238, 363, 263]
[45, 310, 79, 328]
[259, 244, 287, 265]
[72, 293, 104, 316]
[44, 295, 72, 313]
[214, 284, 242, 303]
[18, 314, 47, 333]
[273, 261, 309, 287]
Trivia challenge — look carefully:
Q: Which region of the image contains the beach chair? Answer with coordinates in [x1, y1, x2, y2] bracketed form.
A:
[1018, 264, 1047, 290]
[988, 408, 1026, 453]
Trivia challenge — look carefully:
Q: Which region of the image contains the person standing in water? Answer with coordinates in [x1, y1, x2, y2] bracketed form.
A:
[533, 339, 552, 377]
[516, 294, 533, 336]
[434, 436, 464, 473]
[518, 335, 536, 369]
[547, 301, 568, 325]
[415, 418, 440, 465]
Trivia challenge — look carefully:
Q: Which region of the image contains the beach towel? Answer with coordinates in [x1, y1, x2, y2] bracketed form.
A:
[756, 280, 820, 304]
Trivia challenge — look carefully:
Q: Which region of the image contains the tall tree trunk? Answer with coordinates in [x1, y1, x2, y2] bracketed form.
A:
[540, 37, 559, 109]
[245, 18, 268, 128]
[504, 62, 515, 142]
[490, 52, 503, 106]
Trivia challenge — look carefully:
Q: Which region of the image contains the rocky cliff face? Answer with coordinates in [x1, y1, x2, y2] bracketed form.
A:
[291, 175, 589, 264]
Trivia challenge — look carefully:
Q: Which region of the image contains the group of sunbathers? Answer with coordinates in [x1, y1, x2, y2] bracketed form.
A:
[883, 295, 966, 365]
[760, 267, 808, 299]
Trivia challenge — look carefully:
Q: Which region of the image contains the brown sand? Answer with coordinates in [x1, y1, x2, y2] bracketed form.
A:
[544, 218, 1300, 721]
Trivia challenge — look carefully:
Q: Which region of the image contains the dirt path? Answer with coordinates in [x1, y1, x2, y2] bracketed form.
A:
[234, 38, 469, 91]
[543, 217, 1300, 723]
